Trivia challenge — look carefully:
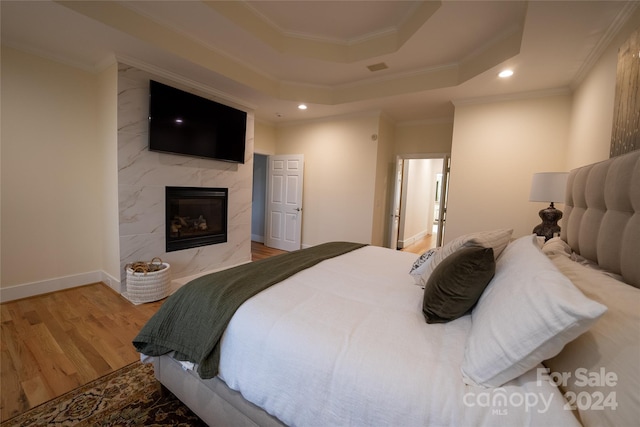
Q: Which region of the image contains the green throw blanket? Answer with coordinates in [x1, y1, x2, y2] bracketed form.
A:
[133, 241, 366, 379]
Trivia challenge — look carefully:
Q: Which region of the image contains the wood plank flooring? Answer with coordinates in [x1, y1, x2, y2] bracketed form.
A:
[251, 240, 287, 261]
[0, 242, 285, 422]
[0, 284, 163, 421]
[401, 234, 436, 255]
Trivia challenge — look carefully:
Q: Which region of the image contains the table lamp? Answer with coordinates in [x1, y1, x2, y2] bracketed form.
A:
[529, 172, 569, 241]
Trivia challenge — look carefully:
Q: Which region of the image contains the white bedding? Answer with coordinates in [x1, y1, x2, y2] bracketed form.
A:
[217, 245, 580, 427]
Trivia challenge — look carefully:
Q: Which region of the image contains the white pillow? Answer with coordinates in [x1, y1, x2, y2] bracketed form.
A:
[409, 248, 439, 285]
[461, 234, 607, 387]
[541, 236, 572, 257]
[544, 253, 640, 427]
[415, 229, 513, 286]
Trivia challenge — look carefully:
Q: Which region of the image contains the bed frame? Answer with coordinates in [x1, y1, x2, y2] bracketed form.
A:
[153, 149, 640, 426]
[153, 355, 284, 426]
[562, 150, 640, 288]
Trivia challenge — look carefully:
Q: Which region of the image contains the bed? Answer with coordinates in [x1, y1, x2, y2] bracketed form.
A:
[134, 149, 639, 427]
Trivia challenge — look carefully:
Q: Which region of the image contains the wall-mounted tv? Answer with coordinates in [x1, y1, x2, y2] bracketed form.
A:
[148, 80, 247, 164]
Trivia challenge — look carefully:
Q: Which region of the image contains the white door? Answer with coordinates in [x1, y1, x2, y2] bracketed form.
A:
[265, 154, 304, 251]
[388, 158, 404, 249]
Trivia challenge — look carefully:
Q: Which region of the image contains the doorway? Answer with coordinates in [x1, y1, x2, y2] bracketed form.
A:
[389, 154, 450, 251]
[263, 154, 304, 251]
[251, 153, 304, 251]
[251, 154, 268, 243]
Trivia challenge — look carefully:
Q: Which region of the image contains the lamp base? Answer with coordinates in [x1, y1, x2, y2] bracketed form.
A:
[533, 204, 563, 242]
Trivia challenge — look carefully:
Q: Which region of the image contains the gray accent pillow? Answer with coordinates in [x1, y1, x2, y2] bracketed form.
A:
[415, 228, 512, 287]
[422, 246, 495, 324]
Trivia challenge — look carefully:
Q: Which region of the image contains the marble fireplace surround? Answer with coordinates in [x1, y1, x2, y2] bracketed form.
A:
[117, 63, 254, 292]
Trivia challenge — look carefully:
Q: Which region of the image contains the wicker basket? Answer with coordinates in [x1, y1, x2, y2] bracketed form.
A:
[123, 258, 171, 304]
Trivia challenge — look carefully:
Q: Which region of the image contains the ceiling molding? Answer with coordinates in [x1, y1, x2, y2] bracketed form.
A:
[115, 54, 257, 111]
[203, 0, 441, 63]
[275, 109, 385, 128]
[56, 0, 280, 97]
[458, 23, 524, 84]
[572, 1, 640, 88]
[5, 0, 632, 124]
[56, 0, 523, 108]
[452, 87, 572, 108]
[1, 40, 98, 73]
[397, 117, 455, 127]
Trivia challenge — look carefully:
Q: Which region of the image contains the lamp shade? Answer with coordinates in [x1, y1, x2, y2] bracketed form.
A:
[529, 172, 568, 203]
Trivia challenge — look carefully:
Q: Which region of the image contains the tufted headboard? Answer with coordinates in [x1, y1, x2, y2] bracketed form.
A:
[561, 149, 640, 288]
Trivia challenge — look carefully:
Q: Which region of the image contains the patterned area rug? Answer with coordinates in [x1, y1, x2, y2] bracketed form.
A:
[1, 362, 206, 426]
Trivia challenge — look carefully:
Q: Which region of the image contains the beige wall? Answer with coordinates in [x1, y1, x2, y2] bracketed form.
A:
[97, 63, 120, 284]
[276, 114, 380, 247]
[447, 94, 572, 242]
[566, 8, 640, 169]
[395, 120, 453, 155]
[446, 12, 640, 244]
[566, 57, 616, 169]
[1, 47, 103, 289]
[254, 120, 277, 155]
[371, 114, 395, 247]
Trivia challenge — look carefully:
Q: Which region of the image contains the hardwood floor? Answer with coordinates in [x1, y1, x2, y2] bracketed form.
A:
[0, 284, 163, 421]
[251, 240, 287, 261]
[401, 234, 436, 255]
[0, 242, 286, 422]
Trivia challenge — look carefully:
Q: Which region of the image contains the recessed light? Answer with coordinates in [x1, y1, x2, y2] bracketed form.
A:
[499, 69, 514, 78]
[298, 104, 307, 110]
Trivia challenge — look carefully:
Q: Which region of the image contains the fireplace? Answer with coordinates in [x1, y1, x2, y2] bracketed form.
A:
[166, 186, 228, 252]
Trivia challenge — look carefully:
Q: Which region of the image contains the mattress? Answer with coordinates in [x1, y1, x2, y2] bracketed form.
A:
[213, 245, 579, 427]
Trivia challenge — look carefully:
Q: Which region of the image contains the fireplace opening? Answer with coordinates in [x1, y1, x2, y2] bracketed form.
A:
[166, 186, 228, 252]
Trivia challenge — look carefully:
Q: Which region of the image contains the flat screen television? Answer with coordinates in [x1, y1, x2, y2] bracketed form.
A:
[148, 80, 247, 163]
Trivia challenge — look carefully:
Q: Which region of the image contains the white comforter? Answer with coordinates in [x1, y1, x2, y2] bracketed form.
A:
[218, 245, 580, 427]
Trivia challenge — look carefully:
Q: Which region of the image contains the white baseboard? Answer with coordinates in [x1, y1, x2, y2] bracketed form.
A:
[398, 229, 431, 249]
[101, 271, 124, 294]
[0, 260, 260, 303]
[0, 270, 121, 303]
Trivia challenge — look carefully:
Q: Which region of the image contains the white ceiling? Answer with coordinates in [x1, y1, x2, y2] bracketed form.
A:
[2, 1, 638, 124]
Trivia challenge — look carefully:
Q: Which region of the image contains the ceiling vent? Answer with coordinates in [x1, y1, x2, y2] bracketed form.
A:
[367, 62, 388, 72]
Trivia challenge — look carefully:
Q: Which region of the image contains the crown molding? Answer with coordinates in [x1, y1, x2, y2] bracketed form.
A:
[115, 54, 257, 111]
[397, 117, 455, 127]
[275, 109, 385, 128]
[207, 0, 441, 63]
[572, 1, 640, 88]
[452, 87, 571, 107]
[55, 0, 524, 108]
[1, 41, 99, 73]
